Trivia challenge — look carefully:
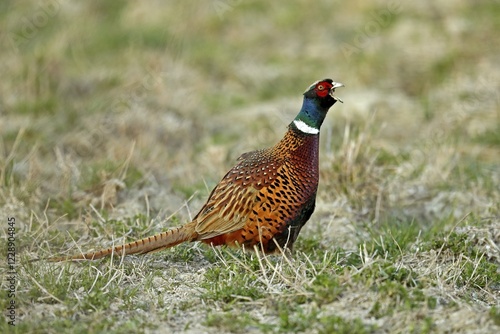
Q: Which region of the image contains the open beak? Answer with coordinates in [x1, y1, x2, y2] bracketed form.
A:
[329, 82, 344, 103]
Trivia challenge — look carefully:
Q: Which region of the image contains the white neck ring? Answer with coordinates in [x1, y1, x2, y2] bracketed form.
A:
[293, 120, 319, 134]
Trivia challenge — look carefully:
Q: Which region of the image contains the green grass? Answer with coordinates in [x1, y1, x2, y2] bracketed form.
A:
[1, 1, 499, 333]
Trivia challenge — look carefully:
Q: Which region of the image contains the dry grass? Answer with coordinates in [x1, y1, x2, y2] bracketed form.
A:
[1, 1, 499, 333]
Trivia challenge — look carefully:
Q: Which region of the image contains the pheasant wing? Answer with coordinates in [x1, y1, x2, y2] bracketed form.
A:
[193, 149, 282, 239]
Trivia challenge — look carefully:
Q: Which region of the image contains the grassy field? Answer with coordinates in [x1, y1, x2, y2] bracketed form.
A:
[1, 0, 499, 333]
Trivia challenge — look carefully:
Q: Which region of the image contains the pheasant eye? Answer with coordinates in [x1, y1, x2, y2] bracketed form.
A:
[317, 84, 324, 90]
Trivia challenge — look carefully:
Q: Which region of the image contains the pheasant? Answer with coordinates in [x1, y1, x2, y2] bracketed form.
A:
[51, 79, 344, 261]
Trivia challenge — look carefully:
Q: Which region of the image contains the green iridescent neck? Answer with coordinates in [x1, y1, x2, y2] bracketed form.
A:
[292, 97, 328, 134]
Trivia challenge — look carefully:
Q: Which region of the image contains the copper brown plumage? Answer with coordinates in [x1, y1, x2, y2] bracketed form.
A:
[49, 79, 343, 261]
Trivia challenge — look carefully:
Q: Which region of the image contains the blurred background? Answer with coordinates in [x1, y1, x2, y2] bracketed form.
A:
[0, 0, 498, 250]
[1, 1, 499, 332]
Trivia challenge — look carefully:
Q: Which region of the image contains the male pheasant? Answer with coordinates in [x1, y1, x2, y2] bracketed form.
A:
[52, 79, 343, 261]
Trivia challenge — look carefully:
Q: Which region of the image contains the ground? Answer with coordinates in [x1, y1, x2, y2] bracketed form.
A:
[0, 1, 499, 333]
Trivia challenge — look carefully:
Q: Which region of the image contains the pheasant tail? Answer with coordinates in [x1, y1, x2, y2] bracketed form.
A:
[49, 222, 198, 262]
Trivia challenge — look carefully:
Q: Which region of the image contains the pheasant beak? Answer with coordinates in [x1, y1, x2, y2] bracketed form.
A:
[329, 82, 344, 103]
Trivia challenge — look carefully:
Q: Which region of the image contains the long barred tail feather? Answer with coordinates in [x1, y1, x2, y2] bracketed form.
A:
[48, 222, 198, 262]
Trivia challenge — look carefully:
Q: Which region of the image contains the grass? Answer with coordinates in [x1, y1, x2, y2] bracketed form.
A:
[1, 1, 499, 333]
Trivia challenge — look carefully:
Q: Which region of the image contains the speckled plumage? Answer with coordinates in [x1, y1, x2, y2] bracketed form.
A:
[200, 126, 320, 252]
[50, 79, 343, 261]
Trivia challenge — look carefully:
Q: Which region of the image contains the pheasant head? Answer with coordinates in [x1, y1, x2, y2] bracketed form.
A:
[293, 79, 344, 134]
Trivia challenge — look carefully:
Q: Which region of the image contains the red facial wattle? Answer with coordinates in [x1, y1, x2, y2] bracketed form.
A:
[315, 82, 333, 98]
